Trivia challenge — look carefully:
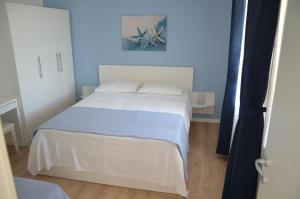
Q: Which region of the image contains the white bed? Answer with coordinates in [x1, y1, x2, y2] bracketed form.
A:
[27, 65, 193, 196]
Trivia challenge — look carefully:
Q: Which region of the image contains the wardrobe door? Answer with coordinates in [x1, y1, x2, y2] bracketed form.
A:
[7, 3, 60, 140]
[51, 8, 76, 109]
[37, 8, 63, 122]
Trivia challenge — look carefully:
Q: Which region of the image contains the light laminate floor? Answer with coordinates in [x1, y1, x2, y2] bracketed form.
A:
[8, 122, 227, 199]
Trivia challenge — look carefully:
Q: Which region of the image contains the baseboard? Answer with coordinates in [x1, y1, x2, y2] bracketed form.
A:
[192, 117, 220, 123]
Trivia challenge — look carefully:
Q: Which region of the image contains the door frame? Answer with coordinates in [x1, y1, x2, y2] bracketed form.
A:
[0, 117, 17, 199]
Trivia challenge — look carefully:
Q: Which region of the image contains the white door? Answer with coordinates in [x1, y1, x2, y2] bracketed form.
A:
[0, 119, 17, 199]
[49, 8, 76, 109]
[7, 3, 60, 142]
[256, 0, 300, 198]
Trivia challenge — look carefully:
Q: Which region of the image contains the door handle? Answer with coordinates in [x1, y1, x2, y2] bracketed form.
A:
[56, 52, 60, 72]
[59, 52, 63, 72]
[37, 56, 43, 78]
[255, 159, 272, 184]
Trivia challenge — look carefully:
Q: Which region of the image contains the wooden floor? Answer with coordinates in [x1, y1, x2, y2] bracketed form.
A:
[8, 122, 227, 199]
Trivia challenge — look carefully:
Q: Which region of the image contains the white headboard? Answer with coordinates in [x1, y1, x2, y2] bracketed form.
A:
[99, 65, 194, 91]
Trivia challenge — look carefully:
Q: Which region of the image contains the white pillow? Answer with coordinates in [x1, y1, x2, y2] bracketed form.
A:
[138, 82, 183, 96]
[95, 80, 141, 93]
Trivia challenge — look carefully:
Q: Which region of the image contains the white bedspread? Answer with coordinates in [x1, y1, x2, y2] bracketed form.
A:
[28, 92, 192, 196]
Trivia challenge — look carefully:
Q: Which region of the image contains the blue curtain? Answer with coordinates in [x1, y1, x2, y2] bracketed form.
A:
[217, 0, 246, 155]
[222, 0, 280, 199]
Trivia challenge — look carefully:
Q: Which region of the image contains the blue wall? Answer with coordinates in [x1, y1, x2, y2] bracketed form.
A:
[44, 0, 232, 119]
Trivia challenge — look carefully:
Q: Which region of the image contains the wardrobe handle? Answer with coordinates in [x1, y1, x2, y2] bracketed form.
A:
[56, 52, 60, 72]
[59, 52, 63, 72]
[37, 56, 43, 78]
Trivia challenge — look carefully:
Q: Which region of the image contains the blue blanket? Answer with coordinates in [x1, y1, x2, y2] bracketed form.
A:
[14, 177, 70, 199]
[38, 107, 189, 179]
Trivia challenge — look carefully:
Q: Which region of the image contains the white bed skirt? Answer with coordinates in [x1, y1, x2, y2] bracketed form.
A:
[28, 129, 188, 196]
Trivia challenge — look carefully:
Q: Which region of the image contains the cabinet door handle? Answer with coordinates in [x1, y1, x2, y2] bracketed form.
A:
[59, 52, 63, 72]
[37, 56, 43, 78]
[56, 52, 60, 72]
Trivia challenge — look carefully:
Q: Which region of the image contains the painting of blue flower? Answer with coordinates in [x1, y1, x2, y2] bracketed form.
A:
[122, 16, 167, 51]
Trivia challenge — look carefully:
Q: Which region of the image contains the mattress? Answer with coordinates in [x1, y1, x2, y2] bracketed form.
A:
[28, 92, 192, 196]
[75, 92, 192, 130]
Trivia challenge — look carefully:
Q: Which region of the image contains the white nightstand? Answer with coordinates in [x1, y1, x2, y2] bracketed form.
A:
[192, 92, 215, 114]
[81, 86, 96, 99]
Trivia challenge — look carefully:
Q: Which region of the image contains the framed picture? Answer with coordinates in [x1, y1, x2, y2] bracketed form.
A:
[122, 16, 167, 51]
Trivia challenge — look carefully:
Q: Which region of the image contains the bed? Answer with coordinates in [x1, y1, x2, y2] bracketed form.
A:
[27, 65, 193, 196]
[14, 177, 69, 199]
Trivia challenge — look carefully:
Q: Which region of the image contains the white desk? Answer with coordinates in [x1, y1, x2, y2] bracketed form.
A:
[0, 97, 24, 145]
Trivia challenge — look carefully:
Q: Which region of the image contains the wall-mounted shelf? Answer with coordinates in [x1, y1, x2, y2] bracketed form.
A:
[192, 91, 215, 115]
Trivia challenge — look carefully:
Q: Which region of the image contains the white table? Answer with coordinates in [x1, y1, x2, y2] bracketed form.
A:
[0, 97, 24, 145]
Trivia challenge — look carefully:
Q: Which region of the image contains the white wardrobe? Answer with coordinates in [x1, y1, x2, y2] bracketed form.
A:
[4, 3, 76, 144]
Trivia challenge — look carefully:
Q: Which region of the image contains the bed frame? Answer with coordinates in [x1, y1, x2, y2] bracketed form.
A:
[99, 65, 194, 92]
[39, 65, 193, 196]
